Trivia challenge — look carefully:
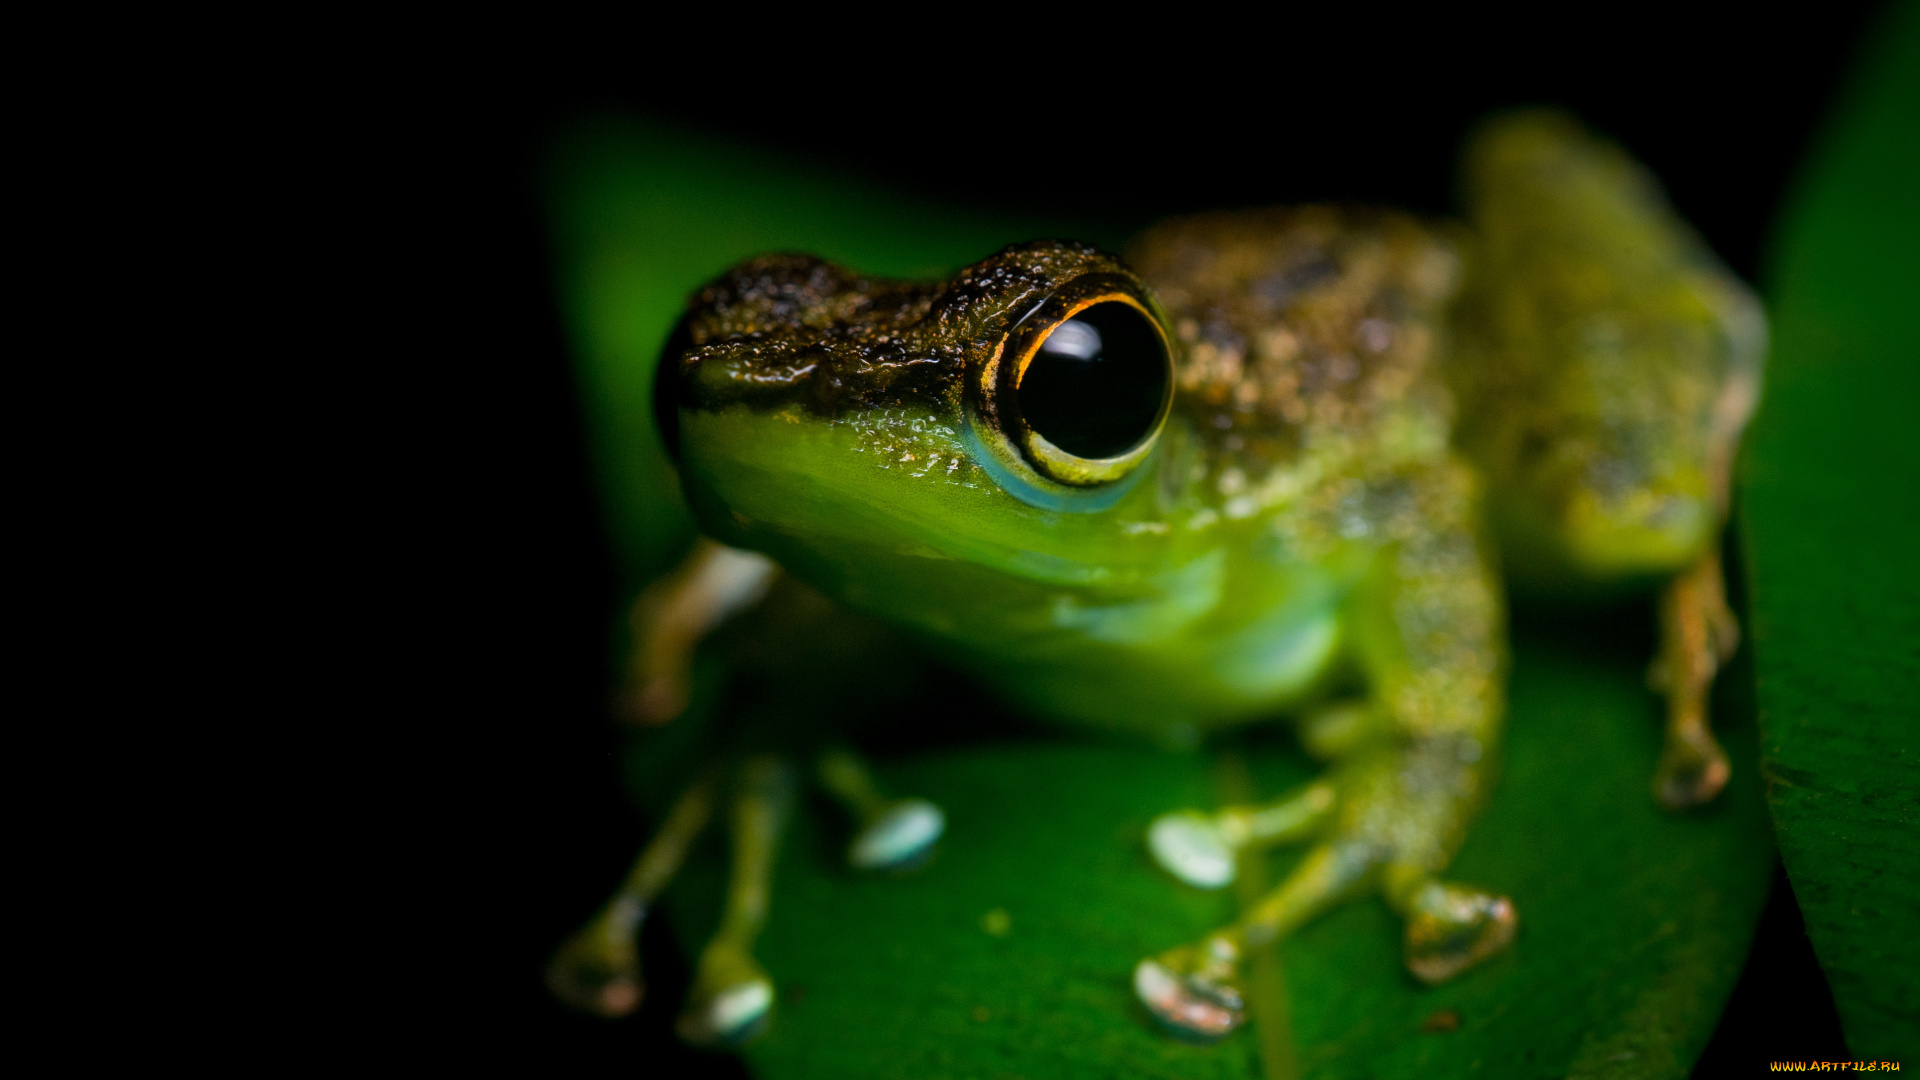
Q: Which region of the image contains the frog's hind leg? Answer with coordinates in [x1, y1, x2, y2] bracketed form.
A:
[547, 754, 798, 1044]
[816, 747, 946, 872]
[548, 770, 719, 1017]
[676, 754, 796, 1047]
[619, 539, 778, 725]
[1648, 548, 1740, 809]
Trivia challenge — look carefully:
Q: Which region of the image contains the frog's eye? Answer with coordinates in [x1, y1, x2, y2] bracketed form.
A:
[1003, 297, 1173, 486]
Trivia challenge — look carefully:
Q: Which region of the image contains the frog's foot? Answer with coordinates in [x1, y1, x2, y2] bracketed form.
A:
[851, 798, 945, 870]
[818, 748, 946, 871]
[548, 897, 647, 1017]
[547, 773, 717, 1017]
[1148, 780, 1336, 889]
[619, 540, 777, 724]
[1398, 879, 1518, 984]
[1650, 550, 1737, 809]
[676, 942, 776, 1047]
[1654, 723, 1731, 810]
[1134, 935, 1247, 1042]
[1137, 840, 1368, 1040]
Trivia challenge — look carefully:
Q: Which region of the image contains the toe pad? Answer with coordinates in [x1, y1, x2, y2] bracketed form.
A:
[1148, 812, 1236, 889]
[851, 800, 945, 870]
[1134, 959, 1244, 1041]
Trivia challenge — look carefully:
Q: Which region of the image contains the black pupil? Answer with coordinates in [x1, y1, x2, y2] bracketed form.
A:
[1017, 302, 1169, 459]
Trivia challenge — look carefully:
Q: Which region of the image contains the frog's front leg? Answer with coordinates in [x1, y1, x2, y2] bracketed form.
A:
[817, 747, 947, 871]
[1648, 549, 1740, 809]
[1138, 466, 1514, 1040]
[545, 756, 793, 1039]
[676, 754, 795, 1046]
[548, 769, 718, 1016]
[1137, 742, 1517, 1040]
[619, 539, 778, 724]
[1148, 779, 1337, 890]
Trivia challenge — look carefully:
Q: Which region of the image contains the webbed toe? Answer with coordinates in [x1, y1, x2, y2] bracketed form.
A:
[1133, 938, 1246, 1041]
[677, 978, 775, 1046]
[1654, 726, 1730, 810]
[1147, 811, 1237, 889]
[850, 798, 945, 871]
[546, 900, 646, 1017]
[677, 942, 777, 1046]
[1403, 881, 1518, 984]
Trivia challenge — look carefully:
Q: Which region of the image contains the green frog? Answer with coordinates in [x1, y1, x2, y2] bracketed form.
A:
[547, 110, 1764, 1048]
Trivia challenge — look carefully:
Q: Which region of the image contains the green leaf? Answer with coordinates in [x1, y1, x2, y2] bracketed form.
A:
[1741, 0, 1920, 1057]
[551, 119, 1776, 1077]
[648, 636, 1772, 1080]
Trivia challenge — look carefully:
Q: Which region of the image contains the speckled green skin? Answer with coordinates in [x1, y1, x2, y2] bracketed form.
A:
[671, 217, 1500, 750]
[666, 113, 1759, 746]
[661, 114, 1760, 964]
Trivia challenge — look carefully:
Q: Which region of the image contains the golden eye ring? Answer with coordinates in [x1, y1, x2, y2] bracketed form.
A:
[976, 277, 1176, 487]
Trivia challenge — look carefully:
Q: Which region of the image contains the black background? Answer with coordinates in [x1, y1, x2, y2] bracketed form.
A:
[415, 7, 1890, 1073]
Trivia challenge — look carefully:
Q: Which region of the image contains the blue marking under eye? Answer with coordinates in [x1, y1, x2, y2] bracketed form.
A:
[958, 404, 1150, 514]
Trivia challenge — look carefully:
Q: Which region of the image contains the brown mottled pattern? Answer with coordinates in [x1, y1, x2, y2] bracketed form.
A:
[1131, 208, 1502, 750]
[675, 243, 1138, 418]
[1127, 206, 1462, 483]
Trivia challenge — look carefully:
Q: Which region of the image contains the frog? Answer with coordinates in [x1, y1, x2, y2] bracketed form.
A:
[546, 109, 1765, 1050]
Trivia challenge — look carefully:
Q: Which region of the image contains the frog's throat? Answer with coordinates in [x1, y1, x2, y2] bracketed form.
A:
[958, 397, 1153, 514]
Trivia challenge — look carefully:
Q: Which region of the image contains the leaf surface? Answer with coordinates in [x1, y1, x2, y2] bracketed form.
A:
[1740, 0, 1920, 1057]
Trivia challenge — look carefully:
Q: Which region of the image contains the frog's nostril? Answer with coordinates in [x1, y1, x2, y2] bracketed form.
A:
[1019, 301, 1170, 461]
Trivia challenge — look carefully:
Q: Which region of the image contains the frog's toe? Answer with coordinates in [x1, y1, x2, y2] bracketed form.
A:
[1654, 726, 1729, 810]
[677, 979, 774, 1047]
[1402, 881, 1518, 984]
[1133, 938, 1246, 1042]
[1147, 811, 1236, 889]
[849, 798, 945, 871]
[546, 908, 645, 1017]
[547, 956, 644, 1018]
[676, 965, 776, 1047]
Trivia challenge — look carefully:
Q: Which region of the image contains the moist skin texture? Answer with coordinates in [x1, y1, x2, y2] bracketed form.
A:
[565, 110, 1761, 1050]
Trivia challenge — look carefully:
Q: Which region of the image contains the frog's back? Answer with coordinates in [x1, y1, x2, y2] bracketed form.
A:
[1129, 205, 1466, 527]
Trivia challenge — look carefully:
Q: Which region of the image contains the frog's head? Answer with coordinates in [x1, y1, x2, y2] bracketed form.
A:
[658, 242, 1179, 633]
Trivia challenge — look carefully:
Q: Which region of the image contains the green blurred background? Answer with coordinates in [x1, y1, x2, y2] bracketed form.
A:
[432, 5, 1914, 1074]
